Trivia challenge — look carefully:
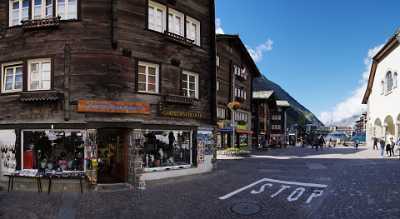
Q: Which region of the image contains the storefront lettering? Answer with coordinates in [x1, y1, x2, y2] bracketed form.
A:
[77, 100, 150, 114]
[161, 110, 203, 119]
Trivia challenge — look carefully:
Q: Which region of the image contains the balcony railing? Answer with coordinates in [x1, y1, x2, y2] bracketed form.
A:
[164, 31, 194, 47]
[19, 91, 63, 102]
[22, 16, 61, 30]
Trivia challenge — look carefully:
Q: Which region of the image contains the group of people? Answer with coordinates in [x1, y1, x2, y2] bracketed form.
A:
[373, 137, 399, 157]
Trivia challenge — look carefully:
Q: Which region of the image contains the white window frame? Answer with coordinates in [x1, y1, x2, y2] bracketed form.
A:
[27, 58, 52, 91]
[168, 8, 184, 36]
[217, 107, 226, 119]
[9, 0, 30, 26]
[32, 0, 54, 20]
[138, 61, 160, 94]
[186, 16, 201, 46]
[148, 0, 166, 33]
[1, 62, 23, 93]
[182, 71, 199, 99]
[56, 0, 78, 20]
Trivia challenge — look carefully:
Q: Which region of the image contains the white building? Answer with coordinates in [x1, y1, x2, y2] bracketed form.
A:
[362, 30, 400, 146]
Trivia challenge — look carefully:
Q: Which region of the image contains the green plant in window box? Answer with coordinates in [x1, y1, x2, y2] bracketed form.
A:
[237, 120, 247, 126]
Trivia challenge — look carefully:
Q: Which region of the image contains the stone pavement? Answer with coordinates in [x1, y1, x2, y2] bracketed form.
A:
[1, 146, 400, 219]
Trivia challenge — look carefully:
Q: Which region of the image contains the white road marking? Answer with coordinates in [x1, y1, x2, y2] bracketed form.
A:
[218, 178, 267, 200]
[219, 178, 328, 200]
[250, 183, 273, 194]
[306, 189, 324, 204]
[270, 185, 291, 198]
[287, 187, 306, 202]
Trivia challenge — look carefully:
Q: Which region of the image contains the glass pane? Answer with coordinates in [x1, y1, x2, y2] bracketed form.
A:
[30, 81, 39, 90]
[67, 0, 77, 19]
[13, 2, 19, 9]
[189, 75, 195, 82]
[58, 0, 65, 18]
[138, 74, 146, 83]
[148, 75, 156, 84]
[156, 9, 163, 31]
[15, 74, 22, 90]
[182, 88, 188, 97]
[148, 67, 156, 75]
[138, 83, 146, 92]
[181, 81, 187, 89]
[42, 80, 51, 90]
[138, 65, 146, 74]
[23, 0, 29, 7]
[42, 62, 51, 72]
[189, 91, 195, 98]
[5, 75, 13, 90]
[46, 0, 53, 17]
[189, 82, 195, 90]
[42, 70, 51, 81]
[148, 84, 156, 92]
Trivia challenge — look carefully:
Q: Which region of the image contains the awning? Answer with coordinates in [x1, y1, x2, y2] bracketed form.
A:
[236, 129, 253, 135]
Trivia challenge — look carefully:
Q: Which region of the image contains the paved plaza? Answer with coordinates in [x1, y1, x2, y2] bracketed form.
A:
[1, 146, 400, 219]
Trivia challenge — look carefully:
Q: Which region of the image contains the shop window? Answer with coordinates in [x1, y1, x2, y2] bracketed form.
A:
[182, 71, 199, 99]
[9, 0, 30, 26]
[186, 16, 200, 46]
[1, 62, 23, 93]
[56, 0, 77, 20]
[148, 0, 166, 33]
[141, 130, 192, 170]
[168, 8, 184, 36]
[138, 61, 159, 94]
[28, 58, 51, 91]
[22, 130, 85, 171]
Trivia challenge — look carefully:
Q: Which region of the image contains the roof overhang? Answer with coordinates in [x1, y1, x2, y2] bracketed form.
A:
[362, 32, 400, 104]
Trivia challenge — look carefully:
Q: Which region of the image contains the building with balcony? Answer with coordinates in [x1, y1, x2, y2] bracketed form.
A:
[215, 34, 260, 148]
[0, 0, 217, 188]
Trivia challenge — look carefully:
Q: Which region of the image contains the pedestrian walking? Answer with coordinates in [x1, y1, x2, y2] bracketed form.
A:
[329, 138, 332, 148]
[373, 137, 378, 150]
[386, 138, 392, 157]
[354, 139, 359, 150]
[318, 135, 325, 151]
[390, 138, 395, 157]
[380, 138, 385, 157]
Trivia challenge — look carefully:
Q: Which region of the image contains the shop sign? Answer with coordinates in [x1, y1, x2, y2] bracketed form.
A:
[77, 100, 150, 114]
[237, 124, 248, 130]
[161, 110, 202, 119]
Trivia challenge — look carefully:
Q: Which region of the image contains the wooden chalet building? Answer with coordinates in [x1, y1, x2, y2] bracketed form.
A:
[215, 34, 260, 149]
[0, 0, 216, 188]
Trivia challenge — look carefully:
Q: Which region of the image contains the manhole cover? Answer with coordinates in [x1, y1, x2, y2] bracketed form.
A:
[230, 202, 261, 216]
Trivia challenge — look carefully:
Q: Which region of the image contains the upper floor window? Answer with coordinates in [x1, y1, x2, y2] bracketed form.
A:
[217, 107, 226, 119]
[138, 61, 159, 94]
[386, 71, 393, 93]
[235, 111, 248, 122]
[9, 0, 29, 26]
[56, 0, 77, 20]
[28, 58, 51, 91]
[9, 0, 77, 27]
[381, 80, 384, 95]
[394, 72, 398, 89]
[182, 71, 199, 99]
[168, 8, 184, 36]
[148, 0, 166, 33]
[186, 16, 200, 46]
[235, 87, 247, 100]
[2, 62, 23, 93]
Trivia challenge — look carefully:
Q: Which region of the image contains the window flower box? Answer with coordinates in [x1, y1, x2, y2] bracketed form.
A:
[22, 16, 61, 30]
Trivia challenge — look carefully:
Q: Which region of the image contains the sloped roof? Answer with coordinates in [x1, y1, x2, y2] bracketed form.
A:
[362, 31, 400, 104]
[216, 34, 261, 77]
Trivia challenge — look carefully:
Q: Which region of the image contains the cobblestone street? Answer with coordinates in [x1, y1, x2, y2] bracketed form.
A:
[1, 146, 400, 219]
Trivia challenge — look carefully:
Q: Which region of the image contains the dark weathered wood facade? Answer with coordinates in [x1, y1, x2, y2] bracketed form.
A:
[216, 34, 259, 148]
[0, 0, 216, 183]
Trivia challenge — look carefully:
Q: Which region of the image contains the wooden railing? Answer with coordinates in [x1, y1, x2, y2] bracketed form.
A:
[163, 94, 195, 105]
[164, 31, 195, 47]
[22, 16, 61, 30]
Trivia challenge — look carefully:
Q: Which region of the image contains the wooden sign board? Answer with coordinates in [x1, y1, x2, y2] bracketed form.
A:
[77, 100, 150, 114]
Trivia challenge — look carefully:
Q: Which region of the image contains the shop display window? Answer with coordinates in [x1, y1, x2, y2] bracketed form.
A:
[22, 130, 85, 171]
[141, 130, 192, 169]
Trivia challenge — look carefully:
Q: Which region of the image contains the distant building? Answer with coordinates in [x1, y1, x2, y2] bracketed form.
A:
[354, 113, 367, 134]
[363, 30, 400, 146]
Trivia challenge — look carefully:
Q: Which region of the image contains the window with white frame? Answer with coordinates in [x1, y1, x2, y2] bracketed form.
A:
[182, 71, 199, 98]
[272, 114, 281, 121]
[2, 63, 23, 93]
[234, 65, 248, 80]
[28, 59, 51, 91]
[216, 80, 221, 91]
[381, 80, 384, 95]
[186, 16, 200, 45]
[138, 61, 159, 94]
[394, 72, 398, 89]
[168, 8, 184, 36]
[9, 0, 29, 26]
[56, 0, 77, 20]
[235, 111, 248, 122]
[32, 0, 54, 20]
[148, 0, 166, 33]
[235, 87, 247, 100]
[386, 71, 393, 94]
[217, 107, 226, 119]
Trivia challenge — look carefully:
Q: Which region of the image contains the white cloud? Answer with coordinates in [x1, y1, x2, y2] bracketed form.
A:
[216, 18, 224, 34]
[246, 39, 274, 62]
[319, 44, 384, 126]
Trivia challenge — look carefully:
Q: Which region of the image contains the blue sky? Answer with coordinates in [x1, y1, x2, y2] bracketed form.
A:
[215, 0, 400, 124]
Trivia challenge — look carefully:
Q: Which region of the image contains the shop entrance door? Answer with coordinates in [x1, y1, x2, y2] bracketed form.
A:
[97, 128, 128, 184]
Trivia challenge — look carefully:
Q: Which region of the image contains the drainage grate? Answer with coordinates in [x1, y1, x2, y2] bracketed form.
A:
[230, 202, 261, 216]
